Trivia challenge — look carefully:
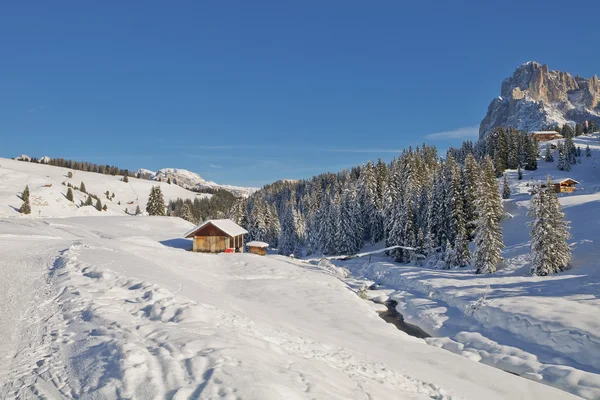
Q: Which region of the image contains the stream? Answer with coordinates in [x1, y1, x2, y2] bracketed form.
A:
[375, 299, 430, 339]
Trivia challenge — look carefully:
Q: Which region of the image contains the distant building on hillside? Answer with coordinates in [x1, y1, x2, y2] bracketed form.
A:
[553, 178, 579, 193]
[531, 178, 580, 194]
[184, 219, 248, 253]
[246, 241, 269, 256]
[529, 131, 564, 142]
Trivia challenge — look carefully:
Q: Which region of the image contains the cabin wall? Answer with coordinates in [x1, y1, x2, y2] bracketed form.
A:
[193, 236, 229, 253]
[248, 246, 267, 256]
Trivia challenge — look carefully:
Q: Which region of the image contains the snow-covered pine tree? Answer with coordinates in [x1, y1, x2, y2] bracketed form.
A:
[586, 145, 592, 157]
[180, 202, 195, 223]
[502, 174, 511, 199]
[557, 145, 571, 171]
[278, 200, 298, 256]
[135, 205, 141, 215]
[529, 176, 571, 275]
[123, 174, 129, 183]
[335, 186, 362, 255]
[95, 198, 103, 211]
[473, 156, 504, 274]
[146, 186, 166, 216]
[544, 144, 554, 162]
[85, 195, 93, 206]
[517, 166, 523, 180]
[80, 182, 87, 193]
[358, 161, 382, 242]
[66, 188, 74, 202]
[462, 153, 478, 238]
[524, 137, 538, 170]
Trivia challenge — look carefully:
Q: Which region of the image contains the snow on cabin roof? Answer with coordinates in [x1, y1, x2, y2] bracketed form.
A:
[246, 241, 269, 248]
[184, 219, 248, 238]
[559, 178, 580, 184]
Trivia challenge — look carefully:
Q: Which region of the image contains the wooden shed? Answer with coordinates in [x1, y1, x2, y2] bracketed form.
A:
[529, 131, 564, 142]
[184, 219, 248, 253]
[554, 178, 579, 193]
[246, 241, 269, 256]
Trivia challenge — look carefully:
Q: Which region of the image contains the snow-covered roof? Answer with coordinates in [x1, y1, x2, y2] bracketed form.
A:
[559, 178, 580, 185]
[246, 241, 269, 248]
[184, 219, 248, 238]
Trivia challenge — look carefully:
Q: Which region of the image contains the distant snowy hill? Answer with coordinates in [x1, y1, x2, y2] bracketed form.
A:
[0, 157, 209, 218]
[143, 167, 258, 198]
[480, 61, 600, 138]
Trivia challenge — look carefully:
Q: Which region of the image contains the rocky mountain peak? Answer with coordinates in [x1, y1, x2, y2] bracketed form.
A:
[480, 62, 600, 138]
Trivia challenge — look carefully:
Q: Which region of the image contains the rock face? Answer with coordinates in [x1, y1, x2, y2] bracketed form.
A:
[479, 61, 600, 138]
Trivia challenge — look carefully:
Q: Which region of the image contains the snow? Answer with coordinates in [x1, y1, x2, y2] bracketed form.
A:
[319, 134, 600, 398]
[246, 240, 269, 248]
[0, 216, 573, 399]
[184, 219, 249, 238]
[150, 167, 259, 198]
[0, 157, 210, 218]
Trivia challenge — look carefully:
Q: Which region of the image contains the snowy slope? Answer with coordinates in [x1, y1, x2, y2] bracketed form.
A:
[0, 157, 210, 218]
[327, 134, 600, 399]
[0, 216, 573, 399]
[151, 168, 258, 198]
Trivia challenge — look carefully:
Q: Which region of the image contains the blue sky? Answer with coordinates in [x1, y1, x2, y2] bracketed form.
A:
[1, 1, 599, 187]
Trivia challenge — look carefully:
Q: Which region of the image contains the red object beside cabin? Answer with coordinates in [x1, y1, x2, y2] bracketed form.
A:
[225, 248, 234, 253]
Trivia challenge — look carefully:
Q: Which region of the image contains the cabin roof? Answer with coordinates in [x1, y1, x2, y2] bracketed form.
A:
[559, 178, 580, 185]
[246, 241, 269, 248]
[530, 131, 563, 136]
[184, 219, 248, 238]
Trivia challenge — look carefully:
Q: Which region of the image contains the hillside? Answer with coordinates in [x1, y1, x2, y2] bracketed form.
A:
[0, 157, 209, 218]
[0, 216, 574, 399]
[327, 134, 600, 398]
[480, 61, 600, 138]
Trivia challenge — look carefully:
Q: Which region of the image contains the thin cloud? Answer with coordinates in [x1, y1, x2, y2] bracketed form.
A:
[425, 125, 479, 140]
[208, 163, 223, 169]
[318, 148, 404, 153]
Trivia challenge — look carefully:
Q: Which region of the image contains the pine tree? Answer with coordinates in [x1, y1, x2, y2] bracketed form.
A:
[462, 153, 479, 238]
[80, 182, 87, 193]
[67, 171, 73, 178]
[95, 198, 102, 211]
[586, 145, 592, 157]
[105, 190, 110, 199]
[473, 156, 504, 274]
[557, 145, 571, 171]
[85, 195, 93, 206]
[22, 185, 30, 202]
[146, 186, 166, 216]
[123, 174, 129, 183]
[544, 144, 554, 162]
[278, 200, 298, 256]
[180, 202, 194, 223]
[135, 205, 141, 215]
[502, 174, 511, 199]
[517, 166, 523, 180]
[19, 197, 31, 214]
[529, 176, 571, 275]
[102, 204, 108, 211]
[167, 178, 172, 184]
[66, 188, 74, 202]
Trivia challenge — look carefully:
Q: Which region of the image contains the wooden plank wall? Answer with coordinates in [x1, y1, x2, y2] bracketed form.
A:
[193, 236, 229, 253]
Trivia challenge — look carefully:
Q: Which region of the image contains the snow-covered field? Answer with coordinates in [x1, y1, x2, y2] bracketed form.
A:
[0, 216, 573, 399]
[2, 138, 599, 399]
[0, 157, 208, 218]
[323, 134, 600, 399]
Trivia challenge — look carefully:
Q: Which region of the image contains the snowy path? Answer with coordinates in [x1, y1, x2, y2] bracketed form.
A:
[0, 217, 576, 399]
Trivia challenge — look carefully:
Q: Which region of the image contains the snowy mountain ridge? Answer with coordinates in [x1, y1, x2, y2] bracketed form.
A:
[480, 61, 600, 138]
[141, 167, 258, 198]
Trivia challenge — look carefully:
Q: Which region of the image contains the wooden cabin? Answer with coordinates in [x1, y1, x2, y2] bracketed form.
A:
[184, 219, 248, 253]
[246, 241, 269, 256]
[554, 178, 579, 193]
[529, 131, 564, 142]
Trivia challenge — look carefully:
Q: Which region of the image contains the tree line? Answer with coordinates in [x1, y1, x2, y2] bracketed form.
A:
[227, 127, 571, 275]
